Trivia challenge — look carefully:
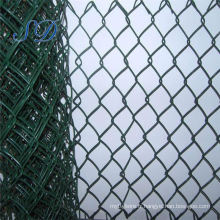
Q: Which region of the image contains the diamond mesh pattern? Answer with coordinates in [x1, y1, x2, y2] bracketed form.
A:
[67, 0, 220, 219]
[0, 0, 77, 219]
[1, 0, 219, 219]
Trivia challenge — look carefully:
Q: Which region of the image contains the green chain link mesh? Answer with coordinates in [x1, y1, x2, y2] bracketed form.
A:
[67, 0, 220, 219]
[0, 0, 77, 219]
[1, 0, 220, 219]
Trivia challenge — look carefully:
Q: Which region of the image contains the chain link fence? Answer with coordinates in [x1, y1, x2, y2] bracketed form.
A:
[1, 0, 220, 219]
[0, 0, 76, 218]
[67, 0, 220, 219]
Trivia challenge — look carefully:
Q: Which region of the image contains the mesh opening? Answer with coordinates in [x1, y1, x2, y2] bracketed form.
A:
[1, 0, 219, 219]
[67, 0, 220, 219]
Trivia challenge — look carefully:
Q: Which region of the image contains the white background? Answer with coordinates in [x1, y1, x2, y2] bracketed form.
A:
[67, 0, 220, 219]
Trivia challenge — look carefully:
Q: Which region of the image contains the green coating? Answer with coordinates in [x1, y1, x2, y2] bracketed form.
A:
[68, 0, 220, 219]
[0, 0, 220, 219]
[0, 0, 77, 219]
